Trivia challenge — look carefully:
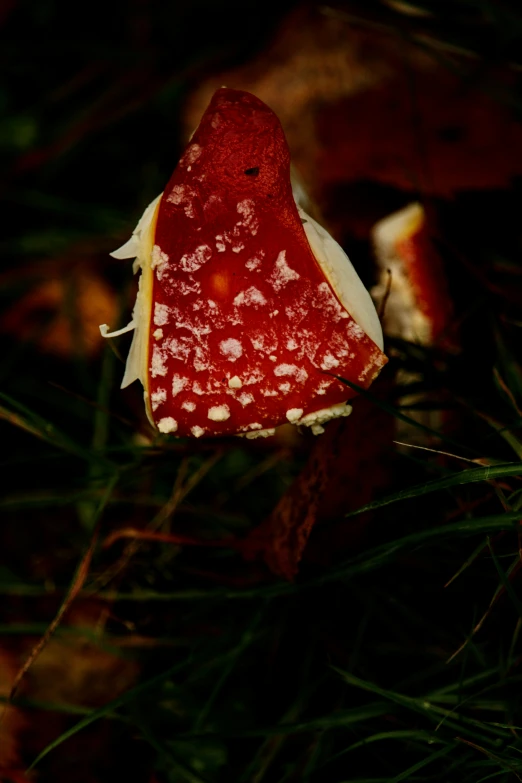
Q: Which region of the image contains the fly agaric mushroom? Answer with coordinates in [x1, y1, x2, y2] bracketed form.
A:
[101, 88, 387, 438]
[371, 203, 453, 347]
[371, 202, 457, 448]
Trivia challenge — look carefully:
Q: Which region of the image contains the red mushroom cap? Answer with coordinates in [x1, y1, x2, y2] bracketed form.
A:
[112, 89, 387, 438]
[371, 203, 454, 347]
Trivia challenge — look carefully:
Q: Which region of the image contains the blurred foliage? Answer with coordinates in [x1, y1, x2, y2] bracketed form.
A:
[2, 1, 522, 783]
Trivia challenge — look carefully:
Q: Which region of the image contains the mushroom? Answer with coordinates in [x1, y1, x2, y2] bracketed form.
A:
[370, 202, 456, 447]
[371, 203, 453, 347]
[101, 88, 387, 438]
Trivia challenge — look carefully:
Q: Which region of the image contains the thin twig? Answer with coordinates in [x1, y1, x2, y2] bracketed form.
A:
[393, 439, 479, 464]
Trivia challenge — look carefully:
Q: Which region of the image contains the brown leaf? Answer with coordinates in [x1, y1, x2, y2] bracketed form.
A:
[0, 267, 117, 358]
[187, 7, 522, 204]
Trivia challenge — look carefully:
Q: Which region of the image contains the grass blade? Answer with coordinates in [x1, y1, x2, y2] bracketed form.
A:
[345, 463, 522, 518]
[390, 743, 457, 782]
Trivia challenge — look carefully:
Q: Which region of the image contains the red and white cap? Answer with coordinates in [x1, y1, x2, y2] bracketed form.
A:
[101, 89, 387, 438]
[371, 203, 453, 347]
